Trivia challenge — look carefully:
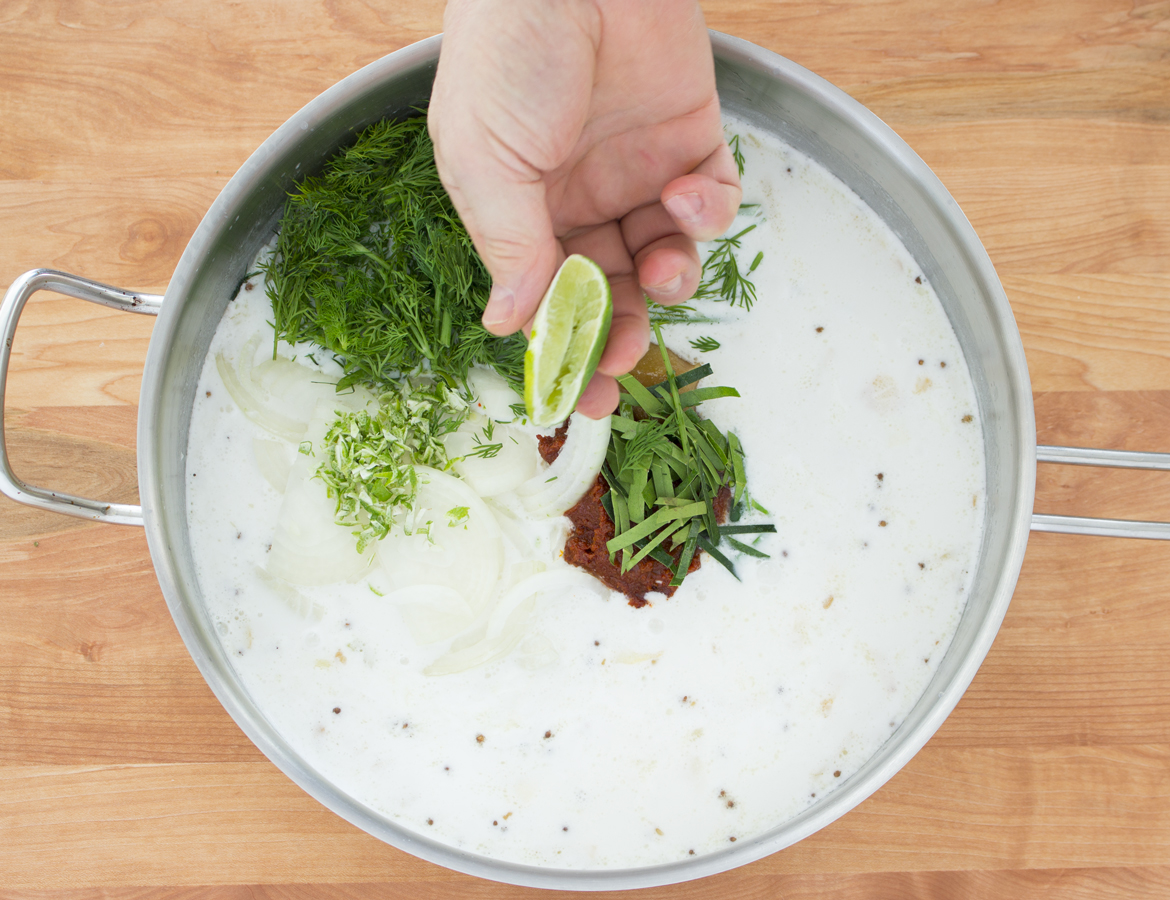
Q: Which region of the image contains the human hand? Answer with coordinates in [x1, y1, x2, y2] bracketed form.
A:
[428, 0, 741, 417]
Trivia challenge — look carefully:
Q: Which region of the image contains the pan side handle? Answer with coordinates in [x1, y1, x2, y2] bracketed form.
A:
[0, 269, 162, 526]
[1031, 445, 1170, 540]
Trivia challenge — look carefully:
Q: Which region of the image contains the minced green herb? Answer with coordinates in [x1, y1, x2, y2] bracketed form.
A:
[314, 379, 470, 551]
[262, 116, 525, 392]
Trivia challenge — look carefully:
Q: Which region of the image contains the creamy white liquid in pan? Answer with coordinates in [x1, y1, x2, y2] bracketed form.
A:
[185, 124, 985, 868]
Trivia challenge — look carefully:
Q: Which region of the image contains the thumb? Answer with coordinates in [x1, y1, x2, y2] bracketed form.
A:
[441, 163, 560, 336]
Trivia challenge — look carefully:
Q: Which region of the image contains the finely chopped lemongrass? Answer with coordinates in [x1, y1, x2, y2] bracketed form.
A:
[516, 413, 612, 517]
[267, 401, 377, 586]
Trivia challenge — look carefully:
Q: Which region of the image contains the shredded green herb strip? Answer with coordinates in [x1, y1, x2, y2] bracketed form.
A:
[604, 324, 773, 585]
[263, 115, 526, 392]
[313, 380, 470, 552]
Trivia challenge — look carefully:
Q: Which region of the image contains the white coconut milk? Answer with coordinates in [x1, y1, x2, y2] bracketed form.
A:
[185, 124, 985, 868]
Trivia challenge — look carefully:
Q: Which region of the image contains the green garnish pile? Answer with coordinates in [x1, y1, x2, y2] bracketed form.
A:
[263, 116, 525, 391]
[312, 380, 495, 552]
[602, 325, 774, 585]
[260, 114, 771, 575]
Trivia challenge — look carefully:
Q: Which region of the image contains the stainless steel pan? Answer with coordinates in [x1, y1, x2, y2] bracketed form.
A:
[3, 32, 1168, 891]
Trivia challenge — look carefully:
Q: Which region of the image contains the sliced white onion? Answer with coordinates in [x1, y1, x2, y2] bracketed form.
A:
[216, 335, 372, 444]
[255, 566, 325, 621]
[515, 413, 611, 517]
[216, 350, 307, 443]
[375, 466, 504, 615]
[253, 353, 374, 414]
[423, 569, 603, 676]
[253, 438, 292, 492]
[466, 364, 524, 420]
[446, 421, 539, 497]
[385, 584, 476, 645]
[483, 498, 534, 556]
[514, 634, 560, 671]
[267, 401, 375, 586]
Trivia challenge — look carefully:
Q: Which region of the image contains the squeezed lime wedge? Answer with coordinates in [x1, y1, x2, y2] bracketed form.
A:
[523, 254, 612, 426]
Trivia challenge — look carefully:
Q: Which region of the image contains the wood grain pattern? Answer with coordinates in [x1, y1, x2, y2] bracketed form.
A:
[5, 867, 1170, 900]
[2, 0, 1169, 896]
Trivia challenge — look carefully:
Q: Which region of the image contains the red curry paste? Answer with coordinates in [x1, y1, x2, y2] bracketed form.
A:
[538, 424, 728, 608]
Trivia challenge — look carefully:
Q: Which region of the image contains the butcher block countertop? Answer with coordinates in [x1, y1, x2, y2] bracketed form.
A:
[2, 1, 1169, 897]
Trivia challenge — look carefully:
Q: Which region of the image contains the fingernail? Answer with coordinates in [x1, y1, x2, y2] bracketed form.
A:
[483, 284, 514, 327]
[648, 273, 683, 296]
[664, 192, 703, 223]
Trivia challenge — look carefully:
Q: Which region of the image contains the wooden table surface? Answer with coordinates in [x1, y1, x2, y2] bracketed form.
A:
[2, 1, 1169, 897]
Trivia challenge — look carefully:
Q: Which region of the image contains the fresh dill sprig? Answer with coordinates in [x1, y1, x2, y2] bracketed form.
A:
[262, 115, 525, 392]
[728, 133, 746, 178]
[646, 300, 719, 327]
[689, 336, 720, 353]
[468, 419, 503, 459]
[693, 225, 762, 310]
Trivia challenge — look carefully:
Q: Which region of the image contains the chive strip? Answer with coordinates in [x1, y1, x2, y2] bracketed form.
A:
[606, 501, 706, 554]
[687, 421, 726, 478]
[697, 418, 731, 468]
[626, 466, 648, 524]
[610, 414, 640, 435]
[648, 363, 714, 397]
[671, 521, 702, 586]
[718, 524, 777, 535]
[728, 432, 747, 505]
[647, 545, 677, 569]
[653, 324, 691, 459]
[652, 459, 673, 499]
[624, 518, 689, 572]
[678, 386, 741, 407]
[601, 462, 621, 495]
[610, 490, 631, 566]
[652, 440, 691, 472]
[697, 468, 720, 543]
[616, 374, 664, 416]
[642, 477, 656, 509]
[697, 535, 739, 579]
[674, 471, 699, 501]
[726, 536, 769, 558]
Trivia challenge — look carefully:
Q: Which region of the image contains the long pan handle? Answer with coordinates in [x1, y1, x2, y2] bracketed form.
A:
[1031, 445, 1170, 540]
[0, 269, 162, 526]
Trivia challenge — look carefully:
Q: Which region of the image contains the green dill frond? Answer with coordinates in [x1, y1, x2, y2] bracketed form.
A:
[262, 115, 523, 392]
[728, 133, 746, 178]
